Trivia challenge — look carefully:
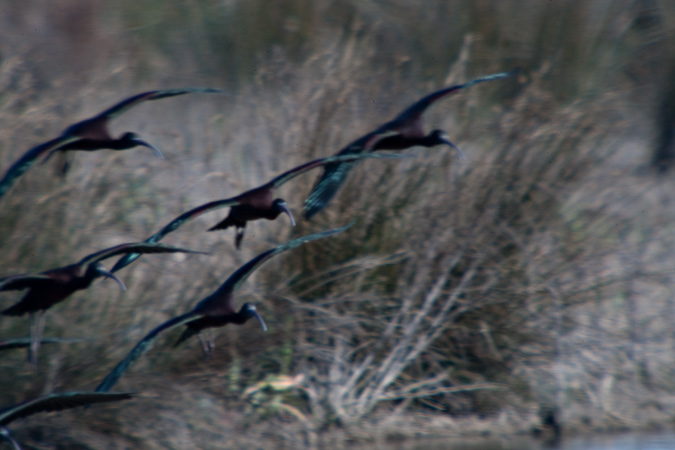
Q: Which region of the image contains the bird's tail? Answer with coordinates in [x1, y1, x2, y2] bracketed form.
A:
[207, 215, 236, 231]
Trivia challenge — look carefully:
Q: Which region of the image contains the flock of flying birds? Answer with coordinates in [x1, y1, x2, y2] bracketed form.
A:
[0, 69, 516, 449]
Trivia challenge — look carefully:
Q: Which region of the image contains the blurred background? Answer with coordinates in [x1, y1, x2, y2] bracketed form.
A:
[1, 0, 675, 448]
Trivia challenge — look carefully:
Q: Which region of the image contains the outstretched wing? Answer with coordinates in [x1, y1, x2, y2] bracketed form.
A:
[0, 275, 54, 291]
[0, 337, 84, 352]
[94, 87, 223, 121]
[111, 198, 239, 273]
[269, 152, 413, 190]
[385, 70, 518, 127]
[208, 223, 353, 299]
[0, 135, 80, 201]
[302, 133, 377, 220]
[76, 242, 208, 269]
[95, 312, 201, 393]
[0, 392, 134, 425]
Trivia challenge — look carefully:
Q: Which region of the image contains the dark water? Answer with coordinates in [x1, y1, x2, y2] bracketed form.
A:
[357, 432, 675, 450]
[555, 432, 675, 450]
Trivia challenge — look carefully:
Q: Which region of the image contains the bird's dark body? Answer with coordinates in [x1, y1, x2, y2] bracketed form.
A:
[62, 117, 113, 141]
[375, 130, 452, 149]
[185, 286, 241, 329]
[57, 135, 138, 152]
[173, 295, 246, 348]
[3, 282, 82, 316]
[208, 189, 279, 231]
[1, 265, 92, 316]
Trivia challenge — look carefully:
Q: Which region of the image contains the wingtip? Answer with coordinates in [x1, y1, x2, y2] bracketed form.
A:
[338, 220, 356, 234]
[187, 87, 226, 95]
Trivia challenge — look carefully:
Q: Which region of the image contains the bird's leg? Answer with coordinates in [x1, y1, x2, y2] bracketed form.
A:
[28, 311, 47, 369]
[198, 329, 215, 361]
[57, 151, 72, 177]
[235, 226, 246, 250]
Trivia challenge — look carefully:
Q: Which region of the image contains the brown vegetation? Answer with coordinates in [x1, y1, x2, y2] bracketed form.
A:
[1, 1, 675, 448]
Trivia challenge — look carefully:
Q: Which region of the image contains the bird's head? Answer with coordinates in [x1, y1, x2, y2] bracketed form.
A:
[429, 130, 465, 160]
[240, 303, 268, 331]
[272, 199, 296, 226]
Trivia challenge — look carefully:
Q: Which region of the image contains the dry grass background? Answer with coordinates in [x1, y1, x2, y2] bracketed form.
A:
[1, 0, 675, 448]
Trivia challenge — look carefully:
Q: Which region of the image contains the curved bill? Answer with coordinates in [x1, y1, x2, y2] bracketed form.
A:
[133, 138, 165, 159]
[95, 263, 127, 291]
[279, 202, 296, 227]
[440, 136, 466, 160]
[252, 309, 268, 332]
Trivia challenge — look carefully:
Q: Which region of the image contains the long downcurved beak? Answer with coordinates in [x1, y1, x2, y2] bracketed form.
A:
[252, 310, 268, 332]
[134, 138, 165, 159]
[441, 137, 466, 160]
[96, 263, 127, 291]
[279, 202, 296, 226]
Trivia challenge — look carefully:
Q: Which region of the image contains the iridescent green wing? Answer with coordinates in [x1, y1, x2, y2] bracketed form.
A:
[270, 153, 412, 190]
[0, 135, 79, 201]
[210, 223, 353, 298]
[111, 198, 239, 273]
[302, 133, 378, 220]
[76, 242, 208, 270]
[385, 70, 518, 126]
[95, 87, 223, 120]
[0, 392, 135, 425]
[95, 312, 200, 393]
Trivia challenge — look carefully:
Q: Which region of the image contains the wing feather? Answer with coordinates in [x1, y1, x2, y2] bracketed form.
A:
[95, 312, 201, 393]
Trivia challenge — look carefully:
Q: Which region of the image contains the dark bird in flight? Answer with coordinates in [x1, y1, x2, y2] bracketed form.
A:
[303, 70, 519, 219]
[0, 392, 134, 450]
[95, 224, 351, 393]
[111, 152, 407, 273]
[0, 87, 222, 201]
[0, 242, 208, 367]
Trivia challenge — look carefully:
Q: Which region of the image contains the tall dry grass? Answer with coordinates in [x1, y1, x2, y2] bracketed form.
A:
[1, 1, 675, 448]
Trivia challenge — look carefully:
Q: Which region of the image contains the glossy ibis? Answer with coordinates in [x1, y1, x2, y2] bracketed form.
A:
[0, 242, 208, 367]
[111, 152, 408, 273]
[95, 224, 351, 393]
[303, 70, 518, 219]
[0, 392, 134, 450]
[0, 87, 222, 201]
